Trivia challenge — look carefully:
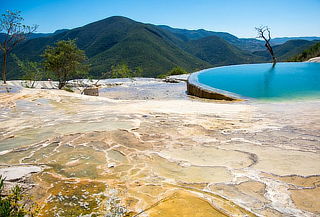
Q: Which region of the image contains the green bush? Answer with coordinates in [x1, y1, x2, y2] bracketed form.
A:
[0, 176, 39, 217]
[12, 54, 44, 88]
[42, 40, 89, 89]
[110, 63, 143, 79]
[166, 66, 188, 76]
[158, 66, 188, 78]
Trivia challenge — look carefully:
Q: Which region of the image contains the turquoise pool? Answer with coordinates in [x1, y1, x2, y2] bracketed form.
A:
[191, 62, 320, 100]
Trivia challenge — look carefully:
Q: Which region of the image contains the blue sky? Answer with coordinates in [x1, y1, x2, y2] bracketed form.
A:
[2, 0, 320, 38]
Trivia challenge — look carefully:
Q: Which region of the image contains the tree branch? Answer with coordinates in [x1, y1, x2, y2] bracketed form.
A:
[255, 25, 276, 64]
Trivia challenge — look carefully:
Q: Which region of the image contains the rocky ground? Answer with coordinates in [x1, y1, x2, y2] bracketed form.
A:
[0, 79, 319, 217]
[307, 57, 320, 63]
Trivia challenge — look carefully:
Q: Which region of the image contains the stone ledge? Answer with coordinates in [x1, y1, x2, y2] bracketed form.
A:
[187, 80, 237, 101]
[83, 87, 99, 96]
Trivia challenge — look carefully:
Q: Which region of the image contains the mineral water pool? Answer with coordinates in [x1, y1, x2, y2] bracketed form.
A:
[190, 62, 320, 100]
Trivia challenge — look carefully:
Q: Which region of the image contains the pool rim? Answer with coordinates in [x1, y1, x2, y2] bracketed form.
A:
[187, 64, 246, 101]
[187, 62, 320, 101]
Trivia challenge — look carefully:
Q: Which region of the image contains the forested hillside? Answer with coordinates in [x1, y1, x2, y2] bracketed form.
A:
[3, 16, 319, 79]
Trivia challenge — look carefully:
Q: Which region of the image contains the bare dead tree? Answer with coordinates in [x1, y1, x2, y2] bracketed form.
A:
[255, 26, 276, 65]
[0, 10, 38, 84]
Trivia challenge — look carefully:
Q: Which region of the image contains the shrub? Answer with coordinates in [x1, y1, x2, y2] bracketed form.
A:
[12, 54, 43, 88]
[166, 66, 188, 76]
[0, 175, 39, 217]
[158, 66, 188, 78]
[42, 40, 89, 89]
[110, 63, 143, 79]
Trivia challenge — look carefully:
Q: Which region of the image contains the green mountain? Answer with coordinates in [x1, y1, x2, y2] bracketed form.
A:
[253, 40, 318, 61]
[0, 29, 68, 43]
[184, 36, 263, 66]
[158, 26, 320, 53]
[289, 42, 320, 61]
[270, 37, 320, 45]
[158, 25, 237, 42]
[7, 16, 210, 79]
[159, 25, 265, 52]
[4, 16, 319, 80]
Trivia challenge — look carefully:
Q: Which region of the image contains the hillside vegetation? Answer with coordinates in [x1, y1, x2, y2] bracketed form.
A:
[253, 40, 318, 61]
[289, 42, 320, 61]
[184, 36, 262, 65]
[159, 25, 266, 52]
[7, 16, 210, 79]
[3, 16, 319, 80]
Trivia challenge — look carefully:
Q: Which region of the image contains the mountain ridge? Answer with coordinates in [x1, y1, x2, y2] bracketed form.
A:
[253, 39, 319, 61]
[3, 16, 319, 79]
[7, 16, 211, 79]
[184, 35, 263, 66]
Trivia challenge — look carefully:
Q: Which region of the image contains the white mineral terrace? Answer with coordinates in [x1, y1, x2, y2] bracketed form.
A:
[0, 79, 319, 216]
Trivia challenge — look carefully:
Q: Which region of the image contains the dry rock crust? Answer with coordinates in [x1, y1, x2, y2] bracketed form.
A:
[0, 80, 319, 216]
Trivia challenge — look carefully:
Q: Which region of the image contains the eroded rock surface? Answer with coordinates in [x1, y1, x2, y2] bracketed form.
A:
[0, 85, 319, 216]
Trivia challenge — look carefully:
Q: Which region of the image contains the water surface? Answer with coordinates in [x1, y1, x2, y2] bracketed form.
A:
[195, 63, 320, 100]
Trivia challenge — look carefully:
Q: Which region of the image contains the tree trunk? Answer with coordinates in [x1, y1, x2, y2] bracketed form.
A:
[265, 43, 277, 65]
[57, 71, 67, 89]
[58, 80, 65, 89]
[1, 52, 7, 84]
[58, 76, 67, 89]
